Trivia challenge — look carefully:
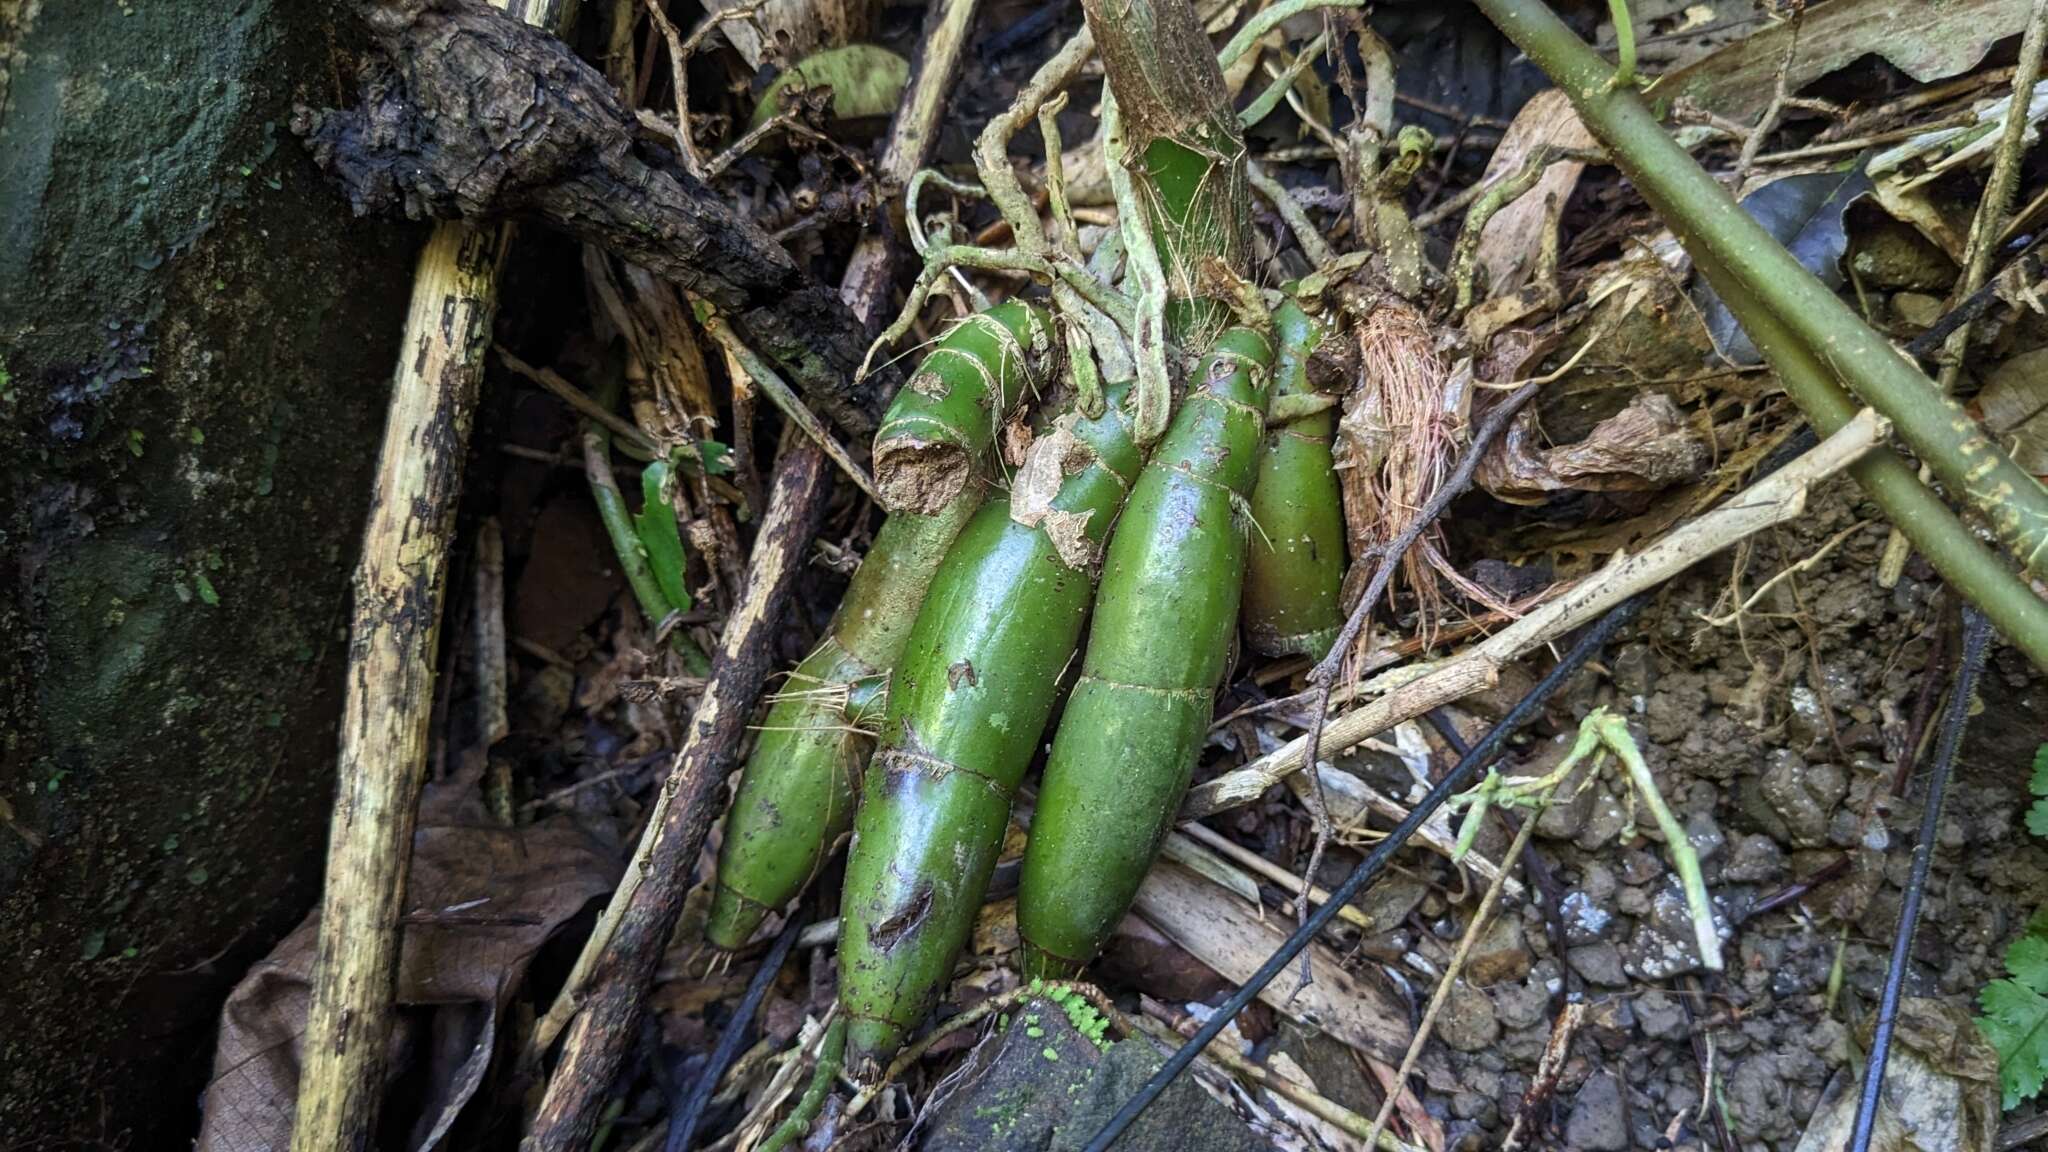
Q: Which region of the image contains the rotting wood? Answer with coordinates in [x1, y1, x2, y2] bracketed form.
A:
[299, 0, 891, 437]
[290, 5, 577, 1150]
[838, 0, 984, 326]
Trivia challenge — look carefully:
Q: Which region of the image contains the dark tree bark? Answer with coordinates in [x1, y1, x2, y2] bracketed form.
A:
[297, 0, 893, 437]
[0, 1, 422, 1146]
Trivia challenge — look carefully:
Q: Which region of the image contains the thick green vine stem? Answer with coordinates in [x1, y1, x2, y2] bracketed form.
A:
[1243, 300, 1346, 659]
[1017, 326, 1276, 976]
[703, 491, 980, 948]
[838, 383, 1143, 1081]
[872, 300, 1056, 515]
[1469, 0, 2048, 579]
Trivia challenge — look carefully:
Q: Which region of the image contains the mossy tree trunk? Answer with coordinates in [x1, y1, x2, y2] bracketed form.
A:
[0, 1, 420, 1145]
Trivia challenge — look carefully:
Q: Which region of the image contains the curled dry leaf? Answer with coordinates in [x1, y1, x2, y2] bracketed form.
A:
[196, 814, 618, 1152]
[1471, 91, 1596, 303]
[1697, 163, 1872, 366]
[1976, 346, 2048, 477]
[1477, 391, 1710, 505]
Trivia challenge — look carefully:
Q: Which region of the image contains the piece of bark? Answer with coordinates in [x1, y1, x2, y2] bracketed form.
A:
[299, 0, 889, 436]
[1130, 861, 1413, 1063]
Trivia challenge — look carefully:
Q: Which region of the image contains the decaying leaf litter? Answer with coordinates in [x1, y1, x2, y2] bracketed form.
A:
[206, 0, 2048, 1149]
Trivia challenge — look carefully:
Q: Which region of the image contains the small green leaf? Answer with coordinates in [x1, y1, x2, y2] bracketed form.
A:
[696, 439, 734, 476]
[1982, 928, 2048, 1107]
[633, 461, 692, 615]
[749, 44, 910, 131]
[2032, 744, 2048, 796]
[193, 572, 220, 607]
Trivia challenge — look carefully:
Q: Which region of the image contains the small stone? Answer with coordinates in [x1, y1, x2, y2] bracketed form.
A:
[1610, 643, 1656, 698]
[1491, 973, 1552, 1029]
[1466, 917, 1532, 984]
[1564, 1071, 1629, 1151]
[1437, 981, 1501, 1052]
[1722, 833, 1784, 883]
[1536, 783, 1592, 840]
[1622, 878, 1727, 980]
[1852, 222, 1957, 290]
[1635, 990, 1686, 1040]
[1567, 941, 1629, 987]
[1759, 749, 1844, 847]
[1620, 849, 1664, 887]
[1560, 889, 1614, 944]
[1580, 862, 1617, 902]
[1450, 1091, 1492, 1121]
[1616, 885, 1653, 917]
[1890, 291, 1945, 331]
[1684, 810, 1725, 865]
[1576, 787, 1630, 851]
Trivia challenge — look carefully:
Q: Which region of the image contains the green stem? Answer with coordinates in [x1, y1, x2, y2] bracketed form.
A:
[756, 1017, 847, 1152]
[1471, 0, 2048, 579]
[1242, 300, 1345, 658]
[1018, 328, 1276, 975]
[1083, 0, 1251, 318]
[838, 383, 1144, 1079]
[1594, 711, 1720, 971]
[583, 410, 712, 675]
[1605, 0, 1635, 88]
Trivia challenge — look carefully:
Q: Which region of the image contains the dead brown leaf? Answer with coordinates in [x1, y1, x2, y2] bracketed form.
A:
[1472, 91, 1597, 304]
[196, 813, 617, 1152]
[1479, 392, 1710, 505]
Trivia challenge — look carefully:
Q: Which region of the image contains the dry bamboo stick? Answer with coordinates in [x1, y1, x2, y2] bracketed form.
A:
[290, 6, 576, 1150]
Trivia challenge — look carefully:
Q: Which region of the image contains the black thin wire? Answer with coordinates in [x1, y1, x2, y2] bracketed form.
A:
[1424, 708, 1472, 757]
[666, 912, 807, 1152]
[1081, 593, 1647, 1152]
[1848, 606, 1993, 1152]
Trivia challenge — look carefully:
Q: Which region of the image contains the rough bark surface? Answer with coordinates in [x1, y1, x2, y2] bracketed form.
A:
[0, 0, 420, 1145]
[298, 0, 891, 435]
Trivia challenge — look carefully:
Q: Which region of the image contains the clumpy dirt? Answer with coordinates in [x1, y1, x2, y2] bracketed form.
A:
[1332, 474, 2048, 1151]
